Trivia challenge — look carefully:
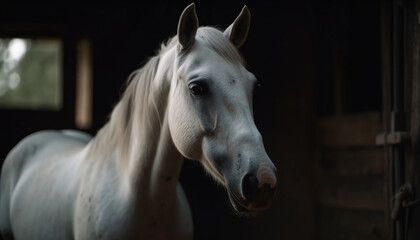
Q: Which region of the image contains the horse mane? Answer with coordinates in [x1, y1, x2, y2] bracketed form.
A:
[87, 26, 244, 160]
[87, 37, 177, 160]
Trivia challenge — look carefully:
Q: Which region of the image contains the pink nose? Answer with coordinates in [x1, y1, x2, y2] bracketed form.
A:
[241, 163, 277, 209]
[256, 163, 277, 188]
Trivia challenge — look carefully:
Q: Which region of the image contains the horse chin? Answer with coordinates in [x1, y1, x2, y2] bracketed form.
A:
[227, 196, 253, 218]
[227, 190, 274, 215]
[227, 191, 257, 216]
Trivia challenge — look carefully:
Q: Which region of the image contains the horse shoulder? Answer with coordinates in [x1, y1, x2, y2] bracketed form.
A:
[174, 183, 194, 240]
[72, 150, 130, 239]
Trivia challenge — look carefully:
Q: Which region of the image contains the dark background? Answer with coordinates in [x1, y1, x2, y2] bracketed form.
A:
[0, 1, 384, 239]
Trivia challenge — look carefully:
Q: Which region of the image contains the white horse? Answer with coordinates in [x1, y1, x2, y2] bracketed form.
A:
[0, 3, 277, 240]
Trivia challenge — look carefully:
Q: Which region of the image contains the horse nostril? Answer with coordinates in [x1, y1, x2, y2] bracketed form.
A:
[261, 183, 277, 201]
[242, 174, 259, 202]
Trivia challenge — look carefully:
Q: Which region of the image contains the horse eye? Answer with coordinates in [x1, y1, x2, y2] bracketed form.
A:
[188, 82, 208, 96]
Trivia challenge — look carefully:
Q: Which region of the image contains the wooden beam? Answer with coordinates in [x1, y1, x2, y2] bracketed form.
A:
[316, 112, 381, 147]
[318, 174, 385, 211]
[316, 205, 386, 240]
[320, 148, 384, 176]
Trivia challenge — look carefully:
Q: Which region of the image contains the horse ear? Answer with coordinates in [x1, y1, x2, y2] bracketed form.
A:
[224, 6, 251, 48]
[177, 3, 199, 50]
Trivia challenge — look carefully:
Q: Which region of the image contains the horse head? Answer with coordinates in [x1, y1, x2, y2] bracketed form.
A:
[168, 3, 277, 213]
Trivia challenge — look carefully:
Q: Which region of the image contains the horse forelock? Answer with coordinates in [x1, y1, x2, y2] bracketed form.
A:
[195, 27, 245, 66]
[176, 26, 245, 67]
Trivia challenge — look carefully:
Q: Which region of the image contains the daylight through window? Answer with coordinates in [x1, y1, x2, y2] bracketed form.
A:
[0, 38, 62, 110]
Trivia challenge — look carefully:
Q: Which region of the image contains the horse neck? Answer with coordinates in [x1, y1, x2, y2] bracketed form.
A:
[128, 111, 182, 202]
[128, 52, 183, 203]
[93, 46, 183, 202]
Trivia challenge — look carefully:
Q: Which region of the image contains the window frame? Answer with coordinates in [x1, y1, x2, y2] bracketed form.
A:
[0, 22, 77, 129]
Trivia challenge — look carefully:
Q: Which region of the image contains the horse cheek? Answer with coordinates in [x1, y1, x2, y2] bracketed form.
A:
[168, 97, 202, 160]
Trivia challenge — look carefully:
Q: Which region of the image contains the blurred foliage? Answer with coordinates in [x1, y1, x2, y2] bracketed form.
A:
[0, 38, 62, 110]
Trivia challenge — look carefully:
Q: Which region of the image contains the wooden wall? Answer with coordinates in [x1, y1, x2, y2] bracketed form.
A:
[311, 1, 387, 239]
[316, 113, 386, 239]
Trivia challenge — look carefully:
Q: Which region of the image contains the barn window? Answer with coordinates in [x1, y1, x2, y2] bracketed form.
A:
[0, 38, 62, 110]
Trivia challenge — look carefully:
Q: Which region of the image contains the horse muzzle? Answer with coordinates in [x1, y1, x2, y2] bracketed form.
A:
[228, 162, 277, 212]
